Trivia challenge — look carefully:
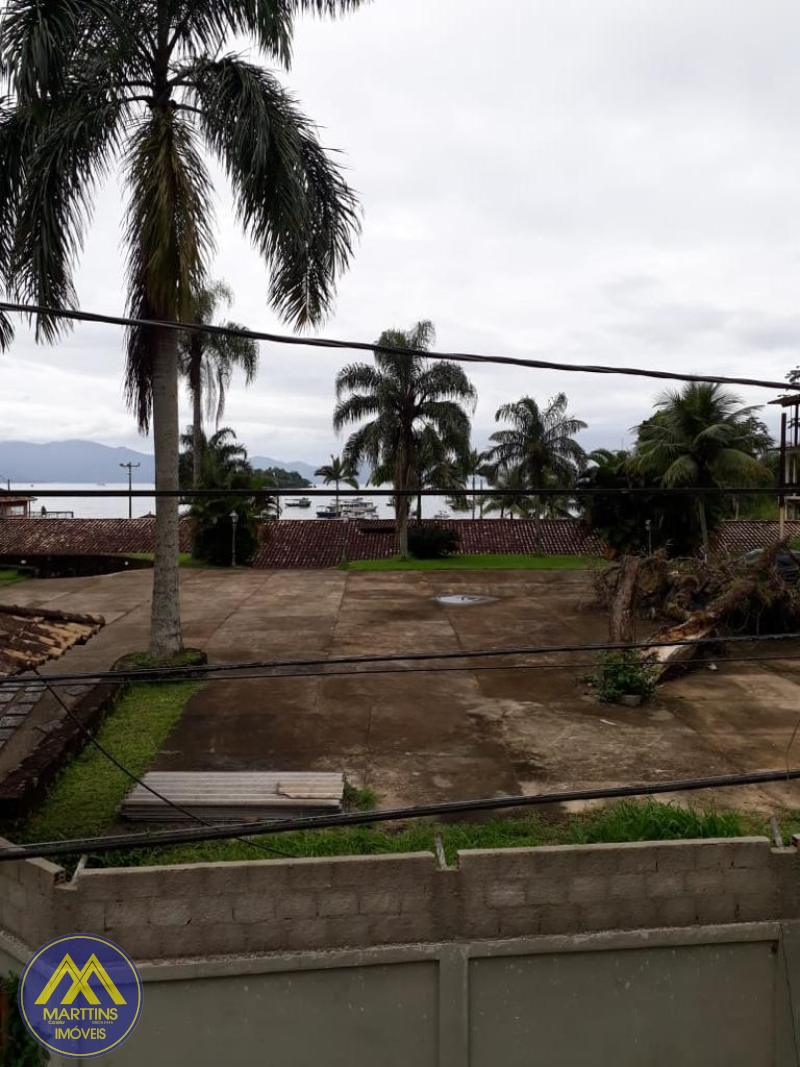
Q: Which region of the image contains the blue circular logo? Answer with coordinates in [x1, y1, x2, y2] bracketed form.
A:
[18, 934, 143, 1059]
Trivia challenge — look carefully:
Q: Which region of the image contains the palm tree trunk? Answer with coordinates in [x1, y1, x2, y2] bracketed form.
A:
[335, 477, 340, 510]
[698, 497, 709, 554]
[150, 327, 183, 657]
[189, 341, 203, 489]
[397, 493, 409, 557]
[471, 473, 476, 520]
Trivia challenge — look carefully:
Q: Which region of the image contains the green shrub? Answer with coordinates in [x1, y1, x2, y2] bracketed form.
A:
[192, 507, 258, 566]
[0, 973, 49, 1064]
[408, 526, 460, 559]
[591, 649, 659, 704]
[342, 781, 378, 811]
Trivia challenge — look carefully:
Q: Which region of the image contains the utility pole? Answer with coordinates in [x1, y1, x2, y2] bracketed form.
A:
[119, 462, 140, 520]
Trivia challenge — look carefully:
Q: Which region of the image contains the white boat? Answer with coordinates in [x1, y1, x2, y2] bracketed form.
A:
[316, 502, 342, 518]
[434, 510, 450, 520]
[285, 497, 311, 508]
[339, 497, 379, 519]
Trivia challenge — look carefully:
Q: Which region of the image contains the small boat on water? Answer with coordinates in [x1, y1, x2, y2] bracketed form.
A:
[434, 510, 451, 520]
[340, 497, 379, 519]
[285, 497, 311, 508]
[316, 505, 341, 519]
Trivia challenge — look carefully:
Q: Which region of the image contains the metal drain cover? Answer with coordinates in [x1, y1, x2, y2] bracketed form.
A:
[434, 594, 497, 605]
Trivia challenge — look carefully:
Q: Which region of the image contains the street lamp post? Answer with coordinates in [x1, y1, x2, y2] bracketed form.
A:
[119, 462, 141, 520]
[230, 511, 239, 567]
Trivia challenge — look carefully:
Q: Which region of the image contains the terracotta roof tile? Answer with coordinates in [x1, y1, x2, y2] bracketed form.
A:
[1, 516, 796, 570]
[0, 605, 104, 677]
[252, 519, 603, 569]
[252, 518, 800, 569]
[0, 517, 193, 556]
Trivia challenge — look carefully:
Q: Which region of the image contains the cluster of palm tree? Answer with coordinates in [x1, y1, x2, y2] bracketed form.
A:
[333, 323, 776, 557]
[0, 0, 364, 655]
[580, 384, 774, 553]
[333, 320, 590, 555]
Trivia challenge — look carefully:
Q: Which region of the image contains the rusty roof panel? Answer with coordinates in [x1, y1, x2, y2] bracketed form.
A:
[0, 604, 104, 677]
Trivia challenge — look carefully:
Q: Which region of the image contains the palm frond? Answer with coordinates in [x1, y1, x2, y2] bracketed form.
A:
[190, 54, 359, 329]
[417, 360, 477, 409]
[9, 93, 124, 340]
[2, 0, 97, 98]
[333, 392, 383, 431]
[0, 308, 13, 351]
[334, 361, 383, 399]
[170, 0, 367, 69]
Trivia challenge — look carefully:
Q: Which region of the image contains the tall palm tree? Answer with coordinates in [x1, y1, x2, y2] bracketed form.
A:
[488, 393, 586, 548]
[180, 280, 259, 488]
[635, 383, 772, 551]
[315, 454, 358, 510]
[0, 0, 362, 656]
[334, 321, 476, 557]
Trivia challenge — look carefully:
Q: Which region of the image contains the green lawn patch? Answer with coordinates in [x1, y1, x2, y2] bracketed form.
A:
[89, 800, 761, 870]
[21, 682, 201, 844]
[345, 554, 594, 572]
[0, 568, 27, 586]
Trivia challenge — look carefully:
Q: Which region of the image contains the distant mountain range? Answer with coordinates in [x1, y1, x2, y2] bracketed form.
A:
[0, 440, 319, 484]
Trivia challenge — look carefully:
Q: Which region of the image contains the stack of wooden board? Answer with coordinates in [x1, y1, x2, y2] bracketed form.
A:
[121, 771, 345, 822]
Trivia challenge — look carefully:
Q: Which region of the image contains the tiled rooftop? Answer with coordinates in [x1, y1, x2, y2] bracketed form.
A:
[0, 517, 193, 556]
[0, 516, 797, 569]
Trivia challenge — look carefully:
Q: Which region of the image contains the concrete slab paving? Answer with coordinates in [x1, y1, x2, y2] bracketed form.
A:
[3, 567, 800, 812]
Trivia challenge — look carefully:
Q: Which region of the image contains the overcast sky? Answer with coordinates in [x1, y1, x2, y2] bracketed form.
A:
[2, 0, 800, 464]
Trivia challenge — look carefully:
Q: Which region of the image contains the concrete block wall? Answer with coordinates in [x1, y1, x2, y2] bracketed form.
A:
[0, 848, 65, 949]
[457, 838, 787, 940]
[0, 836, 798, 960]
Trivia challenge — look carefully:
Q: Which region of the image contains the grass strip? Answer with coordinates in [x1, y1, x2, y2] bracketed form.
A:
[90, 799, 767, 869]
[21, 682, 201, 843]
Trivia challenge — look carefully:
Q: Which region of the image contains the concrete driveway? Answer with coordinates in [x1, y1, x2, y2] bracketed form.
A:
[3, 567, 800, 810]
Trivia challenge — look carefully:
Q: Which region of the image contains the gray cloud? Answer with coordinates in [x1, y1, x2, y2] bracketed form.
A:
[2, 0, 797, 462]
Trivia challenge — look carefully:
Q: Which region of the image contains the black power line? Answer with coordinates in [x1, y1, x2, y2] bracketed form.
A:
[2, 631, 799, 691]
[4, 764, 800, 863]
[2, 299, 798, 394]
[11, 486, 794, 497]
